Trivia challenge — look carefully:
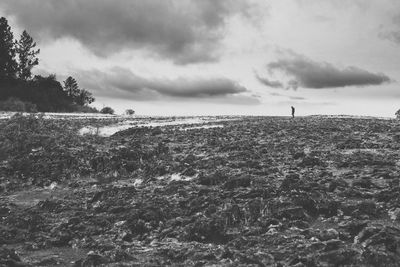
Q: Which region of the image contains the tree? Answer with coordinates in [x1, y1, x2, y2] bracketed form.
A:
[63, 76, 80, 100]
[0, 17, 17, 81]
[76, 89, 95, 106]
[16, 30, 40, 80]
[100, 106, 114, 115]
[125, 109, 135, 115]
[30, 74, 71, 112]
[63, 76, 95, 106]
[396, 109, 400, 119]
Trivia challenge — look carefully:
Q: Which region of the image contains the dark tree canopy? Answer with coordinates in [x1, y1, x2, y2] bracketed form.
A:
[16, 30, 40, 80]
[0, 17, 17, 81]
[76, 89, 95, 106]
[0, 16, 97, 113]
[29, 75, 71, 112]
[63, 76, 95, 106]
[100, 106, 115, 115]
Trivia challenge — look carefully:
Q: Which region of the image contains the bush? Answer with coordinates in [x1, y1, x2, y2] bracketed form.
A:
[100, 106, 115, 115]
[0, 97, 37, 112]
[125, 109, 135, 115]
[71, 104, 99, 113]
[396, 109, 400, 119]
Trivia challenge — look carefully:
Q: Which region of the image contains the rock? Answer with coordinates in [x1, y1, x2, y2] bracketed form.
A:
[185, 216, 227, 244]
[198, 173, 227, 186]
[318, 200, 340, 217]
[352, 177, 375, 189]
[338, 220, 368, 237]
[355, 226, 381, 245]
[280, 173, 300, 191]
[388, 208, 400, 221]
[37, 257, 60, 266]
[357, 200, 377, 216]
[37, 199, 62, 213]
[0, 247, 25, 266]
[318, 228, 339, 241]
[0, 206, 10, 216]
[362, 226, 400, 252]
[224, 176, 251, 190]
[50, 232, 73, 247]
[318, 248, 361, 266]
[74, 252, 108, 267]
[298, 156, 323, 167]
[277, 207, 309, 221]
[324, 239, 344, 251]
[110, 249, 135, 262]
[327, 179, 349, 192]
[361, 226, 400, 265]
[293, 151, 306, 160]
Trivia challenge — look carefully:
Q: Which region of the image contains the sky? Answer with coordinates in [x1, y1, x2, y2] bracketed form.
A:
[1, 0, 400, 116]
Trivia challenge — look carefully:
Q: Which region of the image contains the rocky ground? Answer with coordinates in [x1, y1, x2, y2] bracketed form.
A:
[1, 114, 400, 266]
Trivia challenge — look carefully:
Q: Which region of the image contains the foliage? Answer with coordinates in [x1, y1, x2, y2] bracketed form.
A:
[16, 30, 40, 80]
[0, 16, 96, 112]
[125, 109, 135, 115]
[63, 76, 95, 106]
[71, 104, 99, 113]
[0, 97, 37, 112]
[395, 109, 400, 119]
[28, 75, 72, 112]
[63, 76, 80, 100]
[76, 89, 95, 106]
[101, 106, 115, 115]
[0, 17, 17, 81]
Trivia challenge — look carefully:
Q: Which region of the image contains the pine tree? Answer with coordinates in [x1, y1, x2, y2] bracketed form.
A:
[63, 76, 80, 99]
[16, 30, 40, 80]
[63, 76, 94, 106]
[0, 17, 17, 81]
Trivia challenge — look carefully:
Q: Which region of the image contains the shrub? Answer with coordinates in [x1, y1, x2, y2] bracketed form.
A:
[71, 104, 99, 113]
[125, 109, 135, 115]
[100, 106, 115, 115]
[0, 97, 37, 112]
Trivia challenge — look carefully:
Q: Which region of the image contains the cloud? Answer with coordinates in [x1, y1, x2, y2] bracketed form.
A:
[255, 73, 283, 88]
[1, 0, 251, 64]
[289, 96, 306, 100]
[269, 92, 283, 97]
[72, 67, 258, 104]
[379, 13, 400, 45]
[260, 52, 391, 89]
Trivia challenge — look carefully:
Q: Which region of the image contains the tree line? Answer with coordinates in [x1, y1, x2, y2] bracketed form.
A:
[0, 17, 96, 112]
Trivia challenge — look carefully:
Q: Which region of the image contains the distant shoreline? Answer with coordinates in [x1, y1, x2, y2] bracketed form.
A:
[0, 111, 396, 120]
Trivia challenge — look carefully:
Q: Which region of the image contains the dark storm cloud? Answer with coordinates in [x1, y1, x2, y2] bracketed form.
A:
[74, 67, 257, 103]
[263, 53, 391, 89]
[1, 0, 250, 64]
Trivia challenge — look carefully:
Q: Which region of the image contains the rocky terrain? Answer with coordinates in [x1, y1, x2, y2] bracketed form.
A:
[1, 114, 400, 266]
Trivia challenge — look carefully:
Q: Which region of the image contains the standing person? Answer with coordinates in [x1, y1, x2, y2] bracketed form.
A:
[291, 106, 295, 118]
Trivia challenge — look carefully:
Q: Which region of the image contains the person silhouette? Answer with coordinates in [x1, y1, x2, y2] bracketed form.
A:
[291, 106, 295, 118]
